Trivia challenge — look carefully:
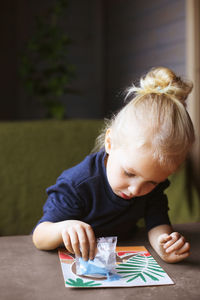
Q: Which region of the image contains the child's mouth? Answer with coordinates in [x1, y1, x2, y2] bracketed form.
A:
[120, 192, 132, 200]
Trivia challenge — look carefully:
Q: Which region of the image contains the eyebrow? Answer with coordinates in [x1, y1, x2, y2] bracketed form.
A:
[125, 167, 159, 185]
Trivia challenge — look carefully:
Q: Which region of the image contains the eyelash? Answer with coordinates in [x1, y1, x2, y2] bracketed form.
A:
[124, 170, 158, 185]
[124, 171, 135, 177]
[150, 182, 158, 186]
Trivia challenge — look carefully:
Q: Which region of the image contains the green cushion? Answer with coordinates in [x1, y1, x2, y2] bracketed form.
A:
[0, 120, 103, 235]
[167, 164, 200, 224]
[0, 120, 199, 236]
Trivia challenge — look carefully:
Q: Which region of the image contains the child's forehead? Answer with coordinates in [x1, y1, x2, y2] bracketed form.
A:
[116, 146, 174, 181]
[119, 145, 154, 164]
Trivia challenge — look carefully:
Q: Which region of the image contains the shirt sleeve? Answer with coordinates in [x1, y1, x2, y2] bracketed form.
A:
[37, 177, 84, 224]
[144, 179, 171, 231]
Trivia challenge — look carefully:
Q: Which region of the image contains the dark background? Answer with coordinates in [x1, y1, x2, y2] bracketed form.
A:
[0, 0, 187, 120]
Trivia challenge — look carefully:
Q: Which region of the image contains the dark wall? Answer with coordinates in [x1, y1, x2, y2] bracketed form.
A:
[17, 0, 105, 119]
[104, 0, 187, 113]
[0, 1, 18, 119]
[0, 0, 186, 120]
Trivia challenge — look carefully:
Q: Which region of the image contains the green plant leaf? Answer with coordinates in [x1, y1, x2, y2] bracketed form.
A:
[18, 0, 75, 119]
[116, 254, 165, 283]
[65, 278, 102, 287]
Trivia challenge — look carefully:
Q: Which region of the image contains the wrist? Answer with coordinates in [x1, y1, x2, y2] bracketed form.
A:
[33, 221, 64, 250]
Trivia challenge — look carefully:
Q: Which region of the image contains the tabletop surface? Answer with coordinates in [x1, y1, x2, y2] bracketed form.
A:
[0, 223, 200, 300]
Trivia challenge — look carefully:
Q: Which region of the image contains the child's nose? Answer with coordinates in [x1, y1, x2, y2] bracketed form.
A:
[128, 183, 142, 197]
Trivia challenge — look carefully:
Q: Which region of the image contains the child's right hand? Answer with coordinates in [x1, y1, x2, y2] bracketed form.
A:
[61, 220, 96, 261]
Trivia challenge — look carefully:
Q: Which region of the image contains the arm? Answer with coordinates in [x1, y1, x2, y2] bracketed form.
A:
[148, 224, 190, 263]
[32, 220, 96, 260]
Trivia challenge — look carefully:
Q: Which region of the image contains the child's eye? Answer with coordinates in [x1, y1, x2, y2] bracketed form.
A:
[149, 181, 158, 186]
[124, 170, 135, 177]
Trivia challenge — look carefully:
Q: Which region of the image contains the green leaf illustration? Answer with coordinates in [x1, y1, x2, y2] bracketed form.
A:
[65, 278, 102, 287]
[116, 254, 165, 283]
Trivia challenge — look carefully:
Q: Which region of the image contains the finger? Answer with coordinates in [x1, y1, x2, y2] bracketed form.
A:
[175, 242, 190, 255]
[170, 232, 181, 240]
[77, 227, 90, 261]
[62, 230, 74, 254]
[164, 232, 181, 249]
[174, 251, 190, 262]
[165, 236, 186, 253]
[85, 225, 96, 260]
[68, 228, 81, 257]
[158, 234, 172, 245]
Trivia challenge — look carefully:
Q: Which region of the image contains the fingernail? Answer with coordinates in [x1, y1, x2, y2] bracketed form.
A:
[83, 257, 88, 261]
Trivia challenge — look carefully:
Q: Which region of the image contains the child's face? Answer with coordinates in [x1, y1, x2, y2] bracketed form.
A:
[105, 132, 174, 199]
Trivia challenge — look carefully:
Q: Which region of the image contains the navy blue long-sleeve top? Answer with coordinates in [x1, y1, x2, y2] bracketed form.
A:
[37, 150, 171, 239]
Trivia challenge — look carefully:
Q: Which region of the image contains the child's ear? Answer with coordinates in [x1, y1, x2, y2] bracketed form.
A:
[105, 129, 112, 154]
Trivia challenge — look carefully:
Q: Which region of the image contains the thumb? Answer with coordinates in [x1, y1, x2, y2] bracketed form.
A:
[158, 233, 172, 245]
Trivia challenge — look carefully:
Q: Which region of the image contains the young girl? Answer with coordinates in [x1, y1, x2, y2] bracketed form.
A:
[33, 67, 195, 264]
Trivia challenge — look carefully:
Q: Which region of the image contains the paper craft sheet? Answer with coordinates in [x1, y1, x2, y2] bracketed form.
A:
[58, 246, 174, 288]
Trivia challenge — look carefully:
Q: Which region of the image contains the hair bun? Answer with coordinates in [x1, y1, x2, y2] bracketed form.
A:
[131, 67, 193, 107]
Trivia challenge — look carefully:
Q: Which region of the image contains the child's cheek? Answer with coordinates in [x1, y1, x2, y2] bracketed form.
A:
[142, 183, 157, 195]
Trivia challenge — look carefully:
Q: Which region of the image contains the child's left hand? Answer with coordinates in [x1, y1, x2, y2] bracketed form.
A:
[158, 232, 190, 263]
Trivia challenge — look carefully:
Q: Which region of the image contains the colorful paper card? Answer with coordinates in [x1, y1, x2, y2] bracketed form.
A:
[58, 246, 174, 288]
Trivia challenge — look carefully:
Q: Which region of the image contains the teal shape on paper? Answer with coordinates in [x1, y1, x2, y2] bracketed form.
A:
[116, 254, 165, 283]
[65, 278, 102, 287]
[76, 257, 120, 281]
[77, 257, 109, 277]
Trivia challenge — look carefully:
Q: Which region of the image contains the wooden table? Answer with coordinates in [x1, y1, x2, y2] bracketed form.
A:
[0, 223, 199, 300]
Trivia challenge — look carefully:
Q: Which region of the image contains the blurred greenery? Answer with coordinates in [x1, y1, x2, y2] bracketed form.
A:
[19, 0, 75, 119]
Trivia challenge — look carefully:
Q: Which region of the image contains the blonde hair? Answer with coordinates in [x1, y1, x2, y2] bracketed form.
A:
[94, 67, 195, 169]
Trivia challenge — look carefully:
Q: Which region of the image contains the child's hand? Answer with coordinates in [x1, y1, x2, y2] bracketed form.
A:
[61, 220, 96, 261]
[158, 232, 190, 263]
